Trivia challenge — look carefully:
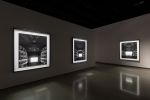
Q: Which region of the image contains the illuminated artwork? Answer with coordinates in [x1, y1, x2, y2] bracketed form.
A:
[120, 72, 140, 96]
[120, 40, 139, 61]
[14, 29, 50, 72]
[73, 38, 87, 63]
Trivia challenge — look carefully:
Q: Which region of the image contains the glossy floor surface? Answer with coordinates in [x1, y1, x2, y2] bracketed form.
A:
[0, 64, 150, 100]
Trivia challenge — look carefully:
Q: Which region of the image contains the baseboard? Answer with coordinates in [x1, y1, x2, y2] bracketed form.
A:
[96, 62, 147, 69]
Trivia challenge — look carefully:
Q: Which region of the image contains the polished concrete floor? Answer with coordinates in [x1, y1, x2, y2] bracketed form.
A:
[0, 64, 150, 100]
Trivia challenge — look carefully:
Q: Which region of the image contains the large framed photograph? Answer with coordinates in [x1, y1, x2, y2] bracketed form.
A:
[120, 72, 140, 96]
[73, 38, 87, 63]
[120, 40, 139, 61]
[14, 29, 50, 72]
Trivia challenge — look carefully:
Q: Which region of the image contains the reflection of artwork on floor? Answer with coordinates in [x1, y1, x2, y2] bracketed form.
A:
[73, 38, 87, 63]
[73, 77, 87, 100]
[14, 29, 50, 72]
[35, 87, 50, 100]
[120, 72, 140, 96]
[5, 86, 50, 100]
[120, 40, 139, 61]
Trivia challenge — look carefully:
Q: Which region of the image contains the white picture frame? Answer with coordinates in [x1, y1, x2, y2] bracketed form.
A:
[14, 29, 50, 72]
[73, 38, 87, 63]
[120, 40, 139, 61]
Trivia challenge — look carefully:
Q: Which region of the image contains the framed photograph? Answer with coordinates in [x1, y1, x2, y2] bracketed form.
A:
[73, 77, 87, 100]
[120, 72, 140, 96]
[120, 40, 139, 61]
[73, 38, 87, 63]
[14, 29, 50, 72]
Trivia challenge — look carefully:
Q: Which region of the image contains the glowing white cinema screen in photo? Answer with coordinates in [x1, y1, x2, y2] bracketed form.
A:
[78, 53, 83, 58]
[125, 51, 133, 56]
[30, 57, 38, 63]
[125, 77, 133, 84]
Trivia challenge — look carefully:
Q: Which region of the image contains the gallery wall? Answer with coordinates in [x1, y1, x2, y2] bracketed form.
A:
[0, 1, 95, 89]
[93, 13, 150, 68]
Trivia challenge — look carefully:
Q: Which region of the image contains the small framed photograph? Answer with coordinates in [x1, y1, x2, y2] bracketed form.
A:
[120, 72, 140, 96]
[73, 38, 87, 63]
[120, 40, 139, 61]
[14, 29, 50, 72]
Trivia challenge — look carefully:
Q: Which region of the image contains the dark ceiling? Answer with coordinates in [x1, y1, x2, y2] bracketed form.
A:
[3, 0, 150, 29]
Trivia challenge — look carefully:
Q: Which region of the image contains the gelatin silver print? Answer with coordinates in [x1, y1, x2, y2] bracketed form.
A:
[73, 38, 87, 63]
[120, 40, 139, 61]
[14, 29, 50, 72]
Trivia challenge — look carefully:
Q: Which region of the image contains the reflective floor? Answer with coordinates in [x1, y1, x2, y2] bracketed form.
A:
[1, 64, 150, 100]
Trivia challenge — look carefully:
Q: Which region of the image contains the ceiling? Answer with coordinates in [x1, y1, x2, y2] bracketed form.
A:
[3, 0, 150, 29]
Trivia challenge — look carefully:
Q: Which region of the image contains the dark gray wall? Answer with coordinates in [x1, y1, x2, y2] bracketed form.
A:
[93, 13, 150, 68]
[0, 1, 95, 89]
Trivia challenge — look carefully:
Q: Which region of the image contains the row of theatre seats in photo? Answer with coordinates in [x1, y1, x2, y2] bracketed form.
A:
[19, 45, 47, 68]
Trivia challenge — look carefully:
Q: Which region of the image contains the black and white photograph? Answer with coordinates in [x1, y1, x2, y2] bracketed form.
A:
[120, 40, 139, 61]
[120, 72, 140, 96]
[73, 77, 87, 100]
[14, 29, 50, 72]
[73, 38, 87, 63]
